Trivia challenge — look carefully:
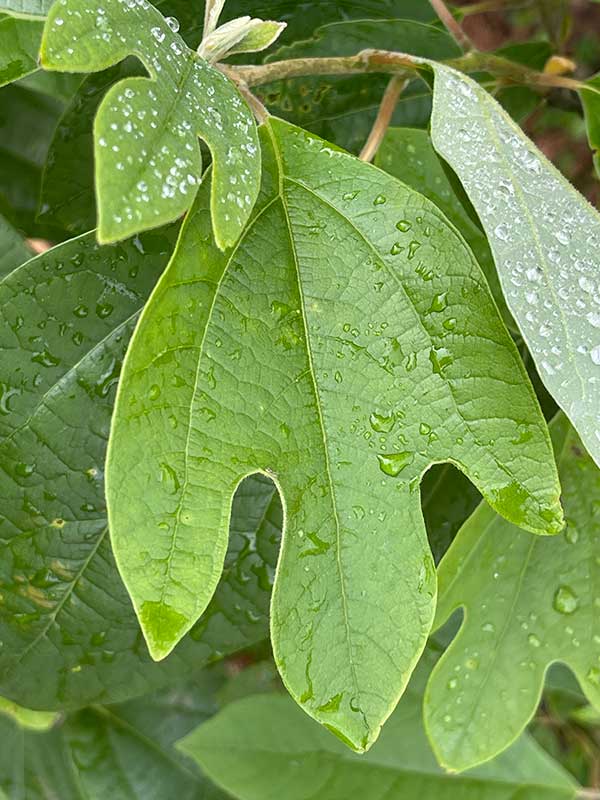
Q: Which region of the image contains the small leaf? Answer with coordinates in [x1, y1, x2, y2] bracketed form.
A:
[107, 119, 562, 751]
[203, 0, 226, 38]
[225, 19, 286, 57]
[0, 228, 278, 709]
[40, 0, 261, 249]
[178, 658, 577, 800]
[579, 74, 600, 178]
[0, 14, 44, 87]
[428, 63, 600, 469]
[424, 415, 600, 772]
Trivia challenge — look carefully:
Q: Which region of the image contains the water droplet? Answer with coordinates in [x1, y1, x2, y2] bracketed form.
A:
[528, 633, 541, 648]
[407, 241, 421, 260]
[553, 585, 578, 615]
[373, 194, 386, 205]
[396, 220, 411, 232]
[377, 451, 413, 477]
[369, 411, 395, 433]
[165, 16, 180, 32]
[591, 345, 600, 365]
[419, 422, 431, 435]
[428, 292, 448, 313]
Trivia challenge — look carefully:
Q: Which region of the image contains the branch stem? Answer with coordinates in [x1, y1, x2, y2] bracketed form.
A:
[220, 49, 584, 94]
[429, 0, 475, 51]
[359, 77, 408, 162]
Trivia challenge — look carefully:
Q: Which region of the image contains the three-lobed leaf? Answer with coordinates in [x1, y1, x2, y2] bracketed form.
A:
[40, 0, 261, 249]
[428, 62, 600, 468]
[107, 117, 562, 752]
[0, 227, 279, 709]
[424, 415, 600, 771]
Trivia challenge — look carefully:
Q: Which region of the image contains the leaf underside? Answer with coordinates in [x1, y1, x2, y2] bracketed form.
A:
[429, 63, 600, 469]
[107, 117, 562, 752]
[40, 0, 260, 249]
[425, 414, 600, 771]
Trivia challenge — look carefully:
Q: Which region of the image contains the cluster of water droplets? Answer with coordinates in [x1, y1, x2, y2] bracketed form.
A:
[431, 65, 600, 460]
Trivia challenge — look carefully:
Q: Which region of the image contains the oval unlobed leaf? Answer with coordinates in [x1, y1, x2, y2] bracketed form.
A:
[178, 655, 577, 800]
[424, 414, 600, 772]
[0, 672, 230, 799]
[107, 117, 562, 752]
[40, 0, 261, 249]
[0, 228, 279, 710]
[428, 62, 600, 469]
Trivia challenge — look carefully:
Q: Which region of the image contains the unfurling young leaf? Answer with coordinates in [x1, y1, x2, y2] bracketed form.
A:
[39, 0, 261, 249]
[0, 227, 278, 710]
[427, 63, 600, 469]
[424, 415, 600, 772]
[198, 17, 286, 62]
[107, 118, 562, 752]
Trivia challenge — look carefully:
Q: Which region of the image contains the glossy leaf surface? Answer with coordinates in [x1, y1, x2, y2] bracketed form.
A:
[108, 118, 562, 751]
[0, 229, 278, 710]
[425, 415, 600, 771]
[40, 0, 260, 248]
[0, 0, 52, 18]
[179, 660, 576, 800]
[429, 63, 600, 468]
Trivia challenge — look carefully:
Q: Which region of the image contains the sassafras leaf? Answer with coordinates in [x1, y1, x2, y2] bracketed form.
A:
[40, 0, 261, 249]
[424, 415, 600, 772]
[107, 119, 562, 752]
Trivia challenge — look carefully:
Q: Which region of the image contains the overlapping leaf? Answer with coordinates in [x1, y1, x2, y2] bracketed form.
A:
[579, 75, 600, 177]
[179, 652, 577, 800]
[424, 415, 600, 771]
[40, 0, 261, 248]
[257, 19, 460, 154]
[376, 126, 512, 329]
[0, 0, 52, 18]
[0, 14, 44, 87]
[428, 63, 600, 468]
[0, 672, 229, 799]
[0, 212, 32, 277]
[0, 227, 279, 710]
[107, 117, 562, 752]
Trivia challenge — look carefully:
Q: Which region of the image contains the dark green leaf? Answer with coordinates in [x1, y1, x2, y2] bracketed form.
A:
[0, 228, 278, 709]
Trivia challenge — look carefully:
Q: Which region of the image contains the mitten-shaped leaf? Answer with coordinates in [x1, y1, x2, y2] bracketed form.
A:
[428, 63, 600, 468]
[108, 120, 562, 751]
[40, 0, 261, 249]
[424, 415, 600, 771]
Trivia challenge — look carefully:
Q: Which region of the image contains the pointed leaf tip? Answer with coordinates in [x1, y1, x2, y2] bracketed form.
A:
[139, 600, 188, 662]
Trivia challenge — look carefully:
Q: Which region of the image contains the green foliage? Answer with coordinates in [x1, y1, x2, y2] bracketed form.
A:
[428, 63, 600, 469]
[40, 0, 261, 248]
[425, 415, 600, 771]
[179, 653, 577, 800]
[3, 0, 600, 793]
[107, 116, 562, 751]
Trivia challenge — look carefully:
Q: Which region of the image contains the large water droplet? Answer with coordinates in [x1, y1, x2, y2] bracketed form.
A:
[377, 451, 413, 477]
[165, 16, 180, 32]
[553, 585, 578, 615]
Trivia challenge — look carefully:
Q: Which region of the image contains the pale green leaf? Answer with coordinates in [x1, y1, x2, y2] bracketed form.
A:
[225, 19, 286, 57]
[0, 228, 278, 709]
[203, 0, 226, 38]
[0, 15, 44, 87]
[178, 658, 577, 800]
[107, 118, 562, 751]
[424, 415, 600, 771]
[0, 697, 59, 731]
[428, 63, 600, 468]
[40, 0, 261, 249]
